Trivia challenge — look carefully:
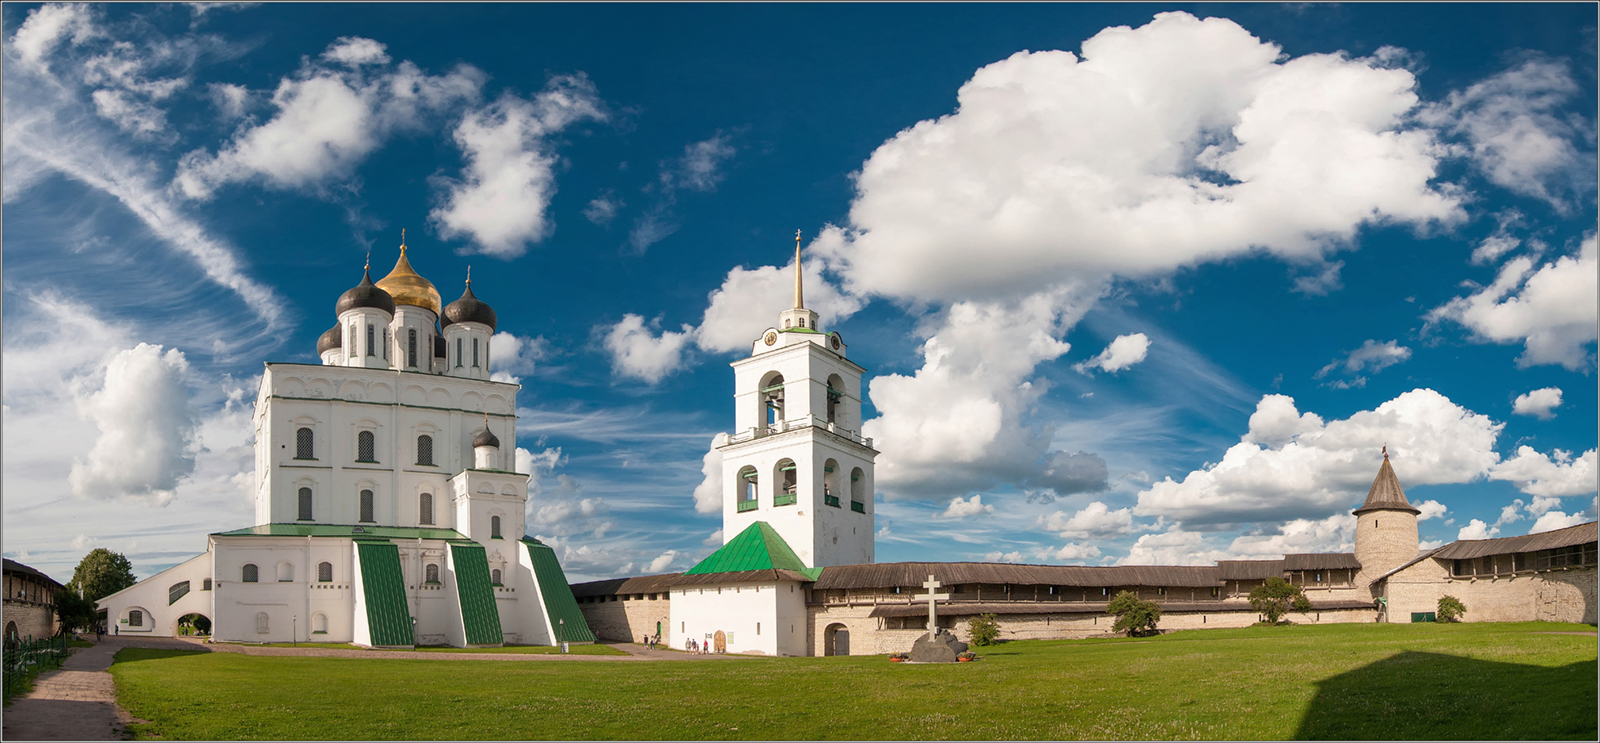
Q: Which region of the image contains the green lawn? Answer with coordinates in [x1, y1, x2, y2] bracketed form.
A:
[237, 641, 625, 655]
[110, 622, 1596, 740]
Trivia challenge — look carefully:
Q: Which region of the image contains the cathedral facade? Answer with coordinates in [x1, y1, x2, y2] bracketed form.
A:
[97, 243, 592, 648]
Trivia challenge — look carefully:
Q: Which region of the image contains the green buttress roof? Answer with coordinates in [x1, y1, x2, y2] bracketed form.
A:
[683, 522, 823, 580]
[355, 541, 414, 647]
[449, 543, 503, 646]
[522, 539, 597, 644]
[213, 524, 469, 540]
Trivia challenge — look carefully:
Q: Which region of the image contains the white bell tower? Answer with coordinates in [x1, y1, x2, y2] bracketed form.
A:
[717, 232, 877, 568]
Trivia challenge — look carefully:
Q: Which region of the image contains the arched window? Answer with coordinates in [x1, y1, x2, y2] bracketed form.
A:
[425, 564, 440, 584]
[490, 515, 502, 539]
[491, 569, 503, 585]
[760, 373, 785, 429]
[359, 489, 374, 523]
[312, 613, 328, 634]
[295, 427, 314, 459]
[168, 581, 191, 605]
[383, 327, 390, 360]
[774, 459, 798, 506]
[277, 562, 294, 582]
[416, 435, 434, 466]
[404, 328, 416, 368]
[456, 337, 464, 368]
[128, 610, 143, 627]
[850, 467, 866, 513]
[256, 612, 270, 634]
[298, 487, 313, 521]
[242, 564, 258, 583]
[823, 459, 840, 507]
[366, 323, 375, 357]
[419, 493, 434, 526]
[826, 375, 845, 424]
[472, 337, 480, 368]
[738, 466, 759, 512]
[357, 431, 376, 462]
[318, 562, 333, 582]
[348, 323, 357, 356]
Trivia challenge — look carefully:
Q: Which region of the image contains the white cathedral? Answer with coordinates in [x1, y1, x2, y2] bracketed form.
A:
[98, 241, 593, 647]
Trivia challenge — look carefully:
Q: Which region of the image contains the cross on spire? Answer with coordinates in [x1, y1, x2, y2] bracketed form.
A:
[400, 228, 408, 254]
[793, 229, 804, 310]
[915, 575, 950, 641]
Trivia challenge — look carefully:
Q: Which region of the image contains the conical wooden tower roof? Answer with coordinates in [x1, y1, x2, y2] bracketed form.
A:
[1352, 455, 1420, 516]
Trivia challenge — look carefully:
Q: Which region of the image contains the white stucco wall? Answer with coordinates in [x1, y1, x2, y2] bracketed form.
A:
[671, 580, 806, 656]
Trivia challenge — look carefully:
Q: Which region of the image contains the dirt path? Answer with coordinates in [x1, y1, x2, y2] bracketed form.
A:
[2, 639, 143, 741]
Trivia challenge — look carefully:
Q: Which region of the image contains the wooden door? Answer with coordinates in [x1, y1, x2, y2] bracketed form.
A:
[713, 630, 726, 653]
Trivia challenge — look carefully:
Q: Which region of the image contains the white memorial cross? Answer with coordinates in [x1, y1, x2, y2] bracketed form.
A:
[915, 575, 950, 640]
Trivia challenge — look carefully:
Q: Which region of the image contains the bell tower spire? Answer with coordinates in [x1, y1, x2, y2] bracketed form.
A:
[777, 230, 820, 333]
[793, 229, 804, 310]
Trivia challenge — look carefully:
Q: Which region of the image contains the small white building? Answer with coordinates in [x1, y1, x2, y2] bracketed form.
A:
[98, 241, 593, 647]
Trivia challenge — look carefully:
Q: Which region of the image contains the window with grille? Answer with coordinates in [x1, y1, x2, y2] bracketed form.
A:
[357, 431, 376, 462]
[298, 487, 313, 520]
[425, 564, 440, 584]
[407, 328, 418, 368]
[295, 427, 314, 459]
[491, 515, 502, 538]
[359, 489, 374, 523]
[318, 562, 333, 582]
[383, 327, 389, 360]
[168, 581, 190, 605]
[472, 337, 480, 367]
[417, 435, 434, 465]
[349, 323, 357, 356]
[366, 323, 375, 357]
[128, 610, 143, 627]
[202, 579, 212, 591]
[420, 493, 434, 525]
[456, 338, 464, 368]
[242, 564, 258, 583]
[492, 569, 502, 585]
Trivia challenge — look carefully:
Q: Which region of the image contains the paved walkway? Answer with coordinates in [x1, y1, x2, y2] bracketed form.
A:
[3, 639, 142, 741]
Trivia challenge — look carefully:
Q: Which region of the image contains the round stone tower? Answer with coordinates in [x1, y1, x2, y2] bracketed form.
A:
[1352, 450, 1421, 589]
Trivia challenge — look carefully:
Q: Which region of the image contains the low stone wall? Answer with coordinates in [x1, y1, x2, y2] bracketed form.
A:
[576, 595, 671, 645]
[1385, 560, 1596, 624]
[3, 601, 56, 641]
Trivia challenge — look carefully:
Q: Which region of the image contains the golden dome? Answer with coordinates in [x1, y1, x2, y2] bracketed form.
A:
[375, 243, 442, 315]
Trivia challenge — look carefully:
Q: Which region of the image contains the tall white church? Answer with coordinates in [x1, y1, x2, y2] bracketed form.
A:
[98, 240, 593, 648]
[669, 237, 880, 655]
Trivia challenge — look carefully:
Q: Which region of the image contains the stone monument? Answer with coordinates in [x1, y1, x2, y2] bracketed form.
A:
[907, 575, 968, 662]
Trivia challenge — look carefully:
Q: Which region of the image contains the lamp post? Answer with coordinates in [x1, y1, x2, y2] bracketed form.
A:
[559, 618, 567, 654]
[292, 615, 297, 648]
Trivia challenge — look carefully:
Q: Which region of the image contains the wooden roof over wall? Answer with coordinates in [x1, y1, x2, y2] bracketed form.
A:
[1432, 521, 1597, 560]
[812, 562, 1222, 589]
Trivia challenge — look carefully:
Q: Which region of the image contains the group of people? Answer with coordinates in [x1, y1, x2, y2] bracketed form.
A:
[640, 633, 661, 650]
[685, 638, 720, 654]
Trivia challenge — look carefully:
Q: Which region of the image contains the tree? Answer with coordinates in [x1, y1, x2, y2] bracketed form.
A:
[1437, 595, 1467, 623]
[55, 590, 99, 634]
[68, 549, 137, 605]
[967, 613, 1001, 646]
[1248, 577, 1313, 625]
[1107, 590, 1162, 637]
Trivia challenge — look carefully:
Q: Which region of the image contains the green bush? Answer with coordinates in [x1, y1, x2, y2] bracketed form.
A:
[967, 613, 1001, 646]
[1249, 577, 1311, 625]
[1438, 595, 1467, 622]
[1107, 590, 1162, 636]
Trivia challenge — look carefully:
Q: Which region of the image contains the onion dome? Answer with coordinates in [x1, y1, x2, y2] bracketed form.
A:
[442, 277, 497, 331]
[316, 324, 342, 354]
[335, 267, 395, 316]
[473, 423, 500, 450]
[375, 240, 442, 315]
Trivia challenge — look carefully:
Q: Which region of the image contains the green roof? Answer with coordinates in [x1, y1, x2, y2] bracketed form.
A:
[214, 523, 469, 540]
[355, 541, 414, 647]
[683, 522, 823, 579]
[449, 543, 503, 646]
[522, 539, 597, 644]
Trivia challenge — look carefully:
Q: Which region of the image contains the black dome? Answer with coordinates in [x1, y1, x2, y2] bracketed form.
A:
[442, 282, 497, 331]
[316, 325, 342, 354]
[473, 426, 500, 449]
[336, 268, 395, 316]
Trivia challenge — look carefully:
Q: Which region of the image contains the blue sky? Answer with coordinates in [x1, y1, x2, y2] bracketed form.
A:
[3, 2, 1596, 584]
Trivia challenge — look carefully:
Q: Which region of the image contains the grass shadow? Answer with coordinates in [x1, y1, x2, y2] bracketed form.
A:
[1294, 650, 1597, 740]
[113, 648, 210, 666]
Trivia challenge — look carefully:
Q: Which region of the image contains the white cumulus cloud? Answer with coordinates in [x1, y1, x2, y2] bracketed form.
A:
[940, 494, 995, 518]
[1135, 389, 1503, 526]
[1488, 446, 1597, 497]
[1427, 234, 1597, 370]
[68, 343, 196, 504]
[489, 331, 548, 384]
[1314, 339, 1411, 387]
[431, 75, 608, 257]
[1040, 501, 1135, 538]
[1511, 387, 1563, 420]
[1415, 499, 1448, 522]
[602, 314, 694, 384]
[1457, 519, 1498, 541]
[1074, 333, 1150, 374]
[691, 434, 729, 515]
[1529, 510, 1588, 534]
